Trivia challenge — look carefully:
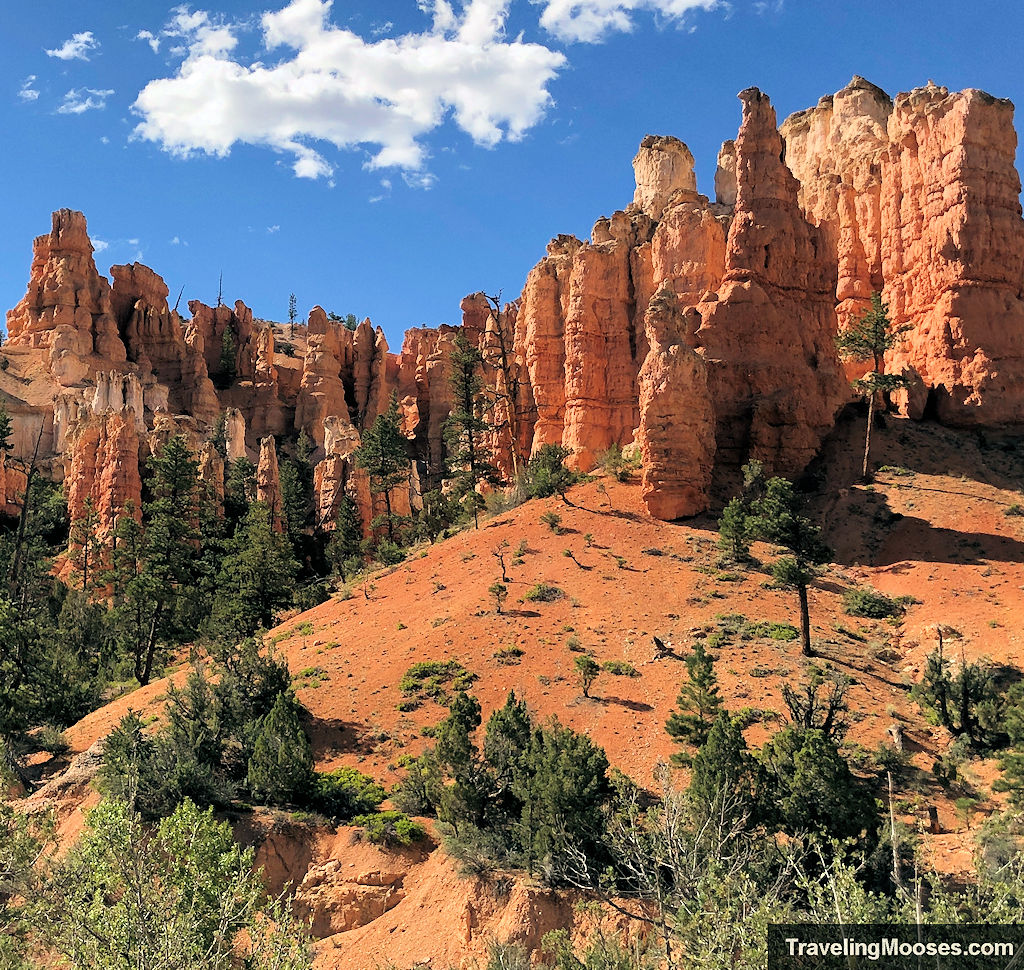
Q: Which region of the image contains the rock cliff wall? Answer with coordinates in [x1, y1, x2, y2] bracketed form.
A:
[4, 75, 1023, 538]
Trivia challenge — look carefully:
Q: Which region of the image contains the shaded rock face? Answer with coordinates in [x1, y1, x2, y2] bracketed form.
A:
[880, 83, 1024, 424]
[783, 77, 1024, 424]
[696, 88, 845, 489]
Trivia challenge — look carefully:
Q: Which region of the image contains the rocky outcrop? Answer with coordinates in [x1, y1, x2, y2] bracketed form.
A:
[110, 263, 220, 421]
[879, 83, 1024, 424]
[632, 135, 698, 220]
[781, 77, 892, 334]
[6, 75, 1024, 538]
[65, 412, 143, 535]
[6, 209, 126, 384]
[256, 436, 285, 531]
[696, 88, 845, 487]
[636, 285, 715, 518]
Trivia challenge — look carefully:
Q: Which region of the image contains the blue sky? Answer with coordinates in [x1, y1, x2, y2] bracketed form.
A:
[2, 0, 1022, 347]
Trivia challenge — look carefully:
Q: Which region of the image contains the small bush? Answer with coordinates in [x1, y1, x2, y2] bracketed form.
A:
[602, 660, 640, 678]
[376, 541, 407, 566]
[399, 660, 477, 704]
[494, 646, 524, 665]
[746, 621, 799, 641]
[523, 583, 564, 603]
[843, 587, 902, 619]
[540, 511, 563, 532]
[313, 767, 386, 820]
[352, 810, 426, 846]
[1005, 503, 1024, 517]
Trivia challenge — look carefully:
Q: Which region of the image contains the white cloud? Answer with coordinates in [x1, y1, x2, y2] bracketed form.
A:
[46, 30, 100, 61]
[93, 239, 110, 253]
[538, 0, 719, 43]
[266, 225, 280, 233]
[132, 0, 566, 181]
[137, 29, 161, 53]
[18, 76, 39, 102]
[57, 88, 115, 114]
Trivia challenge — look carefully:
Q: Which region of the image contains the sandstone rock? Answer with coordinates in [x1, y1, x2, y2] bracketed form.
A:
[632, 135, 697, 220]
[6, 209, 126, 384]
[110, 262, 220, 421]
[519, 235, 578, 453]
[65, 412, 143, 537]
[715, 140, 738, 208]
[880, 82, 1024, 424]
[256, 436, 285, 531]
[636, 285, 715, 518]
[781, 76, 893, 336]
[696, 88, 845, 489]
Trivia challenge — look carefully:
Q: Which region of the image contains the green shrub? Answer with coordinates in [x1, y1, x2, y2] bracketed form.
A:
[376, 540, 407, 566]
[399, 660, 477, 704]
[312, 766, 386, 820]
[494, 646, 524, 665]
[843, 587, 902, 619]
[602, 660, 640, 678]
[351, 810, 426, 846]
[540, 510, 563, 532]
[523, 583, 564, 603]
[746, 621, 799, 641]
[1005, 503, 1024, 517]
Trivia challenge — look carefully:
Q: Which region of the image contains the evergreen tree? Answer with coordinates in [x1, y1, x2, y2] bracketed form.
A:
[113, 436, 202, 685]
[574, 655, 600, 698]
[326, 494, 364, 580]
[223, 457, 256, 532]
[687, 714, 759, 833]
[208, 501, 299, 642]
[246, 692, 313, 806]
[484, 691, 532, 790]
[996, 685, 1024, 805]
[288, 292, 298, 338]
[665, 640, 723, 760]
[513, 722, 611, 877]
[444, 331, 499, 528]
[527, 444, 578, 504]
[759, 726, 878, 843]
[218, 325, 236, 387]
[67, 496, 103, 591]
[435, 691, 482, 778]
[354, 396, 410, 543]
[0, 400, 12, 454]
[746, 477, 830, 658]
[835, 293, 911, 479]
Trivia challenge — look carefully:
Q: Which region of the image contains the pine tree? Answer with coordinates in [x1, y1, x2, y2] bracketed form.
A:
[574, 655, 600, 698]
[208, 502, 299, 641]
[746, 477, 830, 658]
[247, 692, 313, 806]
[687, 713, 758, 833]
[67, 495, 103, 592]
[224, 457, 256, 532]
[354, 396, 410, 543]
[218, 326, 236, 387]
[326, 494, 363, 581]
[288, 292, 298, 338]
[0, 401, 12, 454]
[112, 436, 202, 685]
[484, 691, 532, 791]
[835, 293, 911, 479]
[665, 640, 723, 760]
[444, 332, 499, 528]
